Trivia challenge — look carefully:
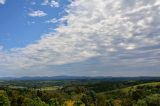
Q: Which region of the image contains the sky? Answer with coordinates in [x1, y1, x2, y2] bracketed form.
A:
[0, 0, 160, 77]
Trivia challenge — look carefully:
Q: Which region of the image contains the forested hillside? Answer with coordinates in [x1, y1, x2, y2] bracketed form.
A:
[0, 78, 160, 106]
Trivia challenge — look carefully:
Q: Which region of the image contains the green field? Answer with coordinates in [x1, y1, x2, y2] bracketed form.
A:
[122, 82, 160, 93]
[35, 86, 61, 91]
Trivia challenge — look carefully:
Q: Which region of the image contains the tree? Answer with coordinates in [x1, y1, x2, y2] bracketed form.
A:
[21, 98, 33, 106]
[145, 94, 160, 106]
[131, 90, 144, 101]
[49, 98, 60, 106]
[133, 99, 147, 106]
[17, 96, 25, 106]
[121, 98, 132, 106]
[74, 100, 84, 106]
[96, 94, 106, 106]
[37, 90, 42, 97]
[32, 97, 49, 106]
[65, 100, 75, 106]
[88, 90, 97, 106]
[106, 99, 114, 106]
[81, 94, 93, 106]
[0, 93, 10, 106]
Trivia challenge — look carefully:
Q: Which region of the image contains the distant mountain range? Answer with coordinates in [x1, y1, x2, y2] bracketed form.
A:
[0, 76, 160, 81]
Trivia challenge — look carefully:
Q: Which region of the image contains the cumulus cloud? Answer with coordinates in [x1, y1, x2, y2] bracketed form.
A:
[41, 0, 59, 8]
[0, 0, 6, 5]
[0, 0, 160, 76]
[28, 10, 47, 17]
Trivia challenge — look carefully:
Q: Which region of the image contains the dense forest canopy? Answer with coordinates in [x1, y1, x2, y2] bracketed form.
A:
[0, 77, 160, 106]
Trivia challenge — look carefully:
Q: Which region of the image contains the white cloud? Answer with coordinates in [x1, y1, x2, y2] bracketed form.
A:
[50, 0, 59, 7]
[0, 0, 160, 76]
[0, 0, 6, 5]
[46, 18, 58, 23]
[28, 10, 47, 17]
[42, 0, 59, 8]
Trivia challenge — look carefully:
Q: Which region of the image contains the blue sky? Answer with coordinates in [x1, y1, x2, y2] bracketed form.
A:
[0, 0, 69, 48]
[0, 0, 160, 77]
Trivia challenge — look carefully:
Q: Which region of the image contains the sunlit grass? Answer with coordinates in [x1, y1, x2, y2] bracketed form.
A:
[35, 86, 61, 91]
[121, 82, 160, 94]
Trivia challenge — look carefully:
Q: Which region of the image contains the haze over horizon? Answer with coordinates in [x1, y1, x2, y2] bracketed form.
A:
[0, 0, 160, 77]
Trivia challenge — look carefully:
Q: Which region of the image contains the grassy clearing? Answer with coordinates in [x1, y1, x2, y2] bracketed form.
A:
[36, 86, 61, 91]
[8, 85, 27, 89]
[121, 82, 160, 93]
[5, 85, 61, 91]
[0, 90, 5, 94]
